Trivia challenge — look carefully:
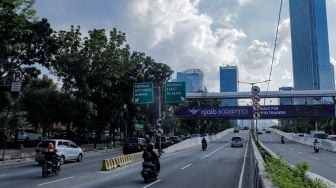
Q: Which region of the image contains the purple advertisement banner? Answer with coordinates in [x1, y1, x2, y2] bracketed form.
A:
[175, 105, 335, 119]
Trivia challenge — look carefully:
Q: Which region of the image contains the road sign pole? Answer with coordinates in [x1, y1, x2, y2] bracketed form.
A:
[256, 120, 258, 141]
[158, 86, 162, 155]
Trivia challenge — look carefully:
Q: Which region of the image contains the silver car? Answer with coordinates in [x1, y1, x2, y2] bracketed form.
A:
[231, 136, 243, 147]
[35, 139, 83, 165]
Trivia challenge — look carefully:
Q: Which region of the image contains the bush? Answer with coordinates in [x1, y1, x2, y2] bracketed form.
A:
[264, 156, 329, 188]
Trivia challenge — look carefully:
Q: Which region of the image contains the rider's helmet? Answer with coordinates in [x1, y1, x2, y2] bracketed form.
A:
[147, 142, 154, 151]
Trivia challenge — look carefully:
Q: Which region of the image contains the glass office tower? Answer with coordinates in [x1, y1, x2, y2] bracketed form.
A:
[176, 69, 204, 93]
[220, 65, 238, 106]
[289, 0, 335, 94]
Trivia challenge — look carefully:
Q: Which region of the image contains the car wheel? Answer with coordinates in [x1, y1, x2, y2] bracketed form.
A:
[77, 153, 83, 162]
[60, 156, 65, 165]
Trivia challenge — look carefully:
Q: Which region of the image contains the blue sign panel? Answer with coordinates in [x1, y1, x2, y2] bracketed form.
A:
[175, 105, 335, 119]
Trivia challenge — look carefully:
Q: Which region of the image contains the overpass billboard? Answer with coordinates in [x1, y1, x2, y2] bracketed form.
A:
[175, 105, 335, 119]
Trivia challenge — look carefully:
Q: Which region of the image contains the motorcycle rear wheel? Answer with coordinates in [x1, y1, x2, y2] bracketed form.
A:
[42, 171, 47, 178]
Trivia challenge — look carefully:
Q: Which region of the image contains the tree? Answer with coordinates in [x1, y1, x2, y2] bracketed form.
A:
[0, 0, 58, 117]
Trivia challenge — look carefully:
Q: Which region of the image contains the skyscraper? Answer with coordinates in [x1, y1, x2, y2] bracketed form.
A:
[176, 69, 204, 93]
[219, 65, 238, 106]
[289, 0, 335, 94]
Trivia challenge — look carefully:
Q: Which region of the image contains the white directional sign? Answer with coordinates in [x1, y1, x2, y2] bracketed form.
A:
[11, 82, 21, 92]
[251, 86, 260, 95]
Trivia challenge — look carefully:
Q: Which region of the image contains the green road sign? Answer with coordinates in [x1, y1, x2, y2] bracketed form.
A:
[133, 82, 154, 104]
[165, 82, 186, 103]
[134, 124, 144, 131]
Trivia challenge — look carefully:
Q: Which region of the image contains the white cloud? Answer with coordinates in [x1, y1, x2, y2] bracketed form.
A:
[129, 0, 247, 92]
[236, 0, 251, 6]
[33, 0, 336, 93]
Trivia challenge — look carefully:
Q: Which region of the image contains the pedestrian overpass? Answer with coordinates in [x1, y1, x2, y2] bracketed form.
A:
[186, 90, 336, 99]
[175, 90, 336, 119]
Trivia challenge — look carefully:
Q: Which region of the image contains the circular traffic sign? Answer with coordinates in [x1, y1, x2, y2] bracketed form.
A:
[156, 118, 163, 126]
[13, 70, 23, 82]
[253, 112, 261, 120]
[252, 103, 261, 111]
[157, 128, 163, 134]
[252, 95, 260, 103]
[251, 86, 260, 95]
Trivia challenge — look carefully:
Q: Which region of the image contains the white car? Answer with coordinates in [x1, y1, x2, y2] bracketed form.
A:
[35, 139, 83, 165]
[17, 129, 42, 141]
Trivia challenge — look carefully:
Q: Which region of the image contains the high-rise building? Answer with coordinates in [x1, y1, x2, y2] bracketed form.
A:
[278, 87, 294, 105]
[220, 65, 238, 106]
[176, 69, 204, 93]
[289, 0, 335, 96]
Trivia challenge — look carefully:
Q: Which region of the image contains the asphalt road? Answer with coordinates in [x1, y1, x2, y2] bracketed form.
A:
[0, 131, 249, 188]
[0, 149, 123, 188]
[259, 132, 336, 183]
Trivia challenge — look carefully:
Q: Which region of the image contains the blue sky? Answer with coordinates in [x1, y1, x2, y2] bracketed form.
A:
[34, 0, 336, 93]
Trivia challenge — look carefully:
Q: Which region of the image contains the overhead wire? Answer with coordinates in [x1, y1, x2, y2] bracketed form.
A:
[263, 0, 283, 105]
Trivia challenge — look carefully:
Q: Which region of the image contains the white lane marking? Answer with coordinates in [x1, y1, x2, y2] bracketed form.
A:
[297, 152, 303, 155]
[0, 173, 7, 177]
[310, 156, 319, 160]
[238, 136, 249, 188]
[201, 143, 229, 160]
[332, 163, 336, 167]
[38, 177, 74, 186]
[181, 163, 192, 170]
[143, 179, 161, 188]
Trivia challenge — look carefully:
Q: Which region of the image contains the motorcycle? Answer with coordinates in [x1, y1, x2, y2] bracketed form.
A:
[42, 157, 61, 178]
[314, 143, 320, 153]
[141, 161, 157, 183]
[202, 142, 207, 151]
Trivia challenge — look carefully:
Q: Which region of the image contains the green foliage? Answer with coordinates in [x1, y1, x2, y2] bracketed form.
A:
[264, 156, 329, 188]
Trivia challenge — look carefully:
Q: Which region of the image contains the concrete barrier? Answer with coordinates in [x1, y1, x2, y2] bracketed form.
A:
[101, 151, 143, 171]
[247, 135, 275, 188]
[270, 128, 336, 153]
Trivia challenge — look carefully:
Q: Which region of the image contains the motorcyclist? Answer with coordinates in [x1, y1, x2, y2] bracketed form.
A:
[313, 139, 320, 146]
[143, 142, 160, 175]
[281, 136, 285, 143]
[202, 137, 207, 145]
[45, 143, 59, 167]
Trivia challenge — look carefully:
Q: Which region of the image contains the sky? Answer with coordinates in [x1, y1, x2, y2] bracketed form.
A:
[34, 0, 336, 93]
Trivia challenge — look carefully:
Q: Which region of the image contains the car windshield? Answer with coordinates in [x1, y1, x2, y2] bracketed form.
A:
[231, 137, 242, 141]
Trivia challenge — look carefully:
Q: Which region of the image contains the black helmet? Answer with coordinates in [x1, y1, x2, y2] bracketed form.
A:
[147, 142, 154, 151]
